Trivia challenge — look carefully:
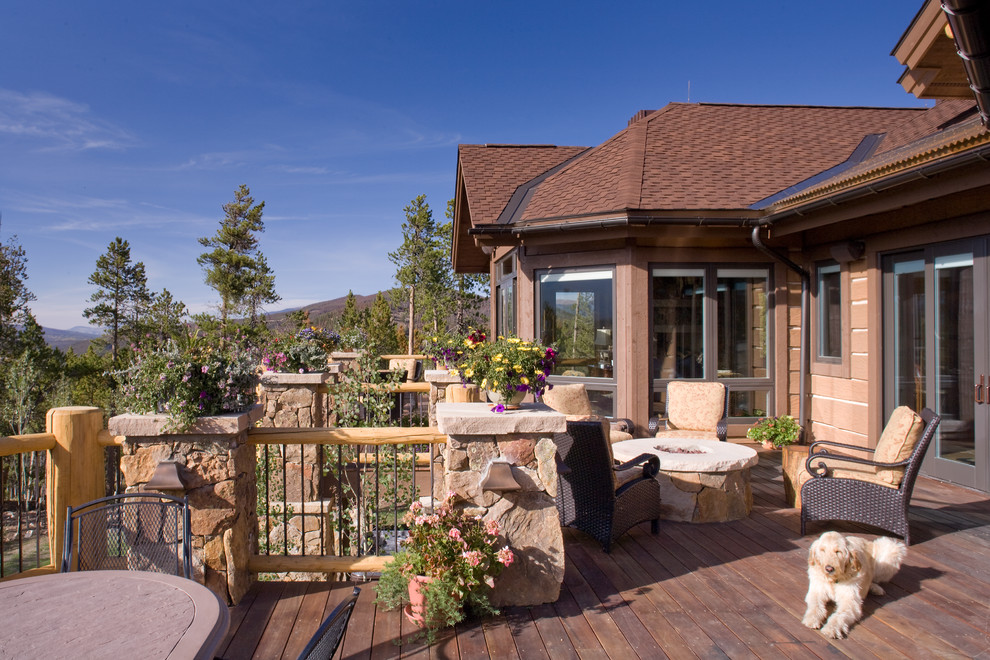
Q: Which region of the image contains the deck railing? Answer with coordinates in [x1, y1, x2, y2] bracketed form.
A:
[245, 426, 446, 575]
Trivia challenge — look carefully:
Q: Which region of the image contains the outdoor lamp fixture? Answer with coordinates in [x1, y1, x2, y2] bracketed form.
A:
[830, 240, 865, 264]
[480, 458, 521, 492]
[145, 460, 188, 493]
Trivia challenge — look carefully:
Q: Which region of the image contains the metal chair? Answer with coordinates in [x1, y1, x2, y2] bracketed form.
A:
[649, 381, 729, 442]
[801, 407, 940, 544]
[61, 492, 192, 578]
[297, 587, 361, 660]
[554, 420, 662, 553]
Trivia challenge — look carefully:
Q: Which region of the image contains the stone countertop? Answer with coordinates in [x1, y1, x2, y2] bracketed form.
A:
[436, 402, 566, 436]
[611, 437, 758, 472]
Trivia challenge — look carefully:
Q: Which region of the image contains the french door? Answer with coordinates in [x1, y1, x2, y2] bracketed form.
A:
[883, 237, 989, 490]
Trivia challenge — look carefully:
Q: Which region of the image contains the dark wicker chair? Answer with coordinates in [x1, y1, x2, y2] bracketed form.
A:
[61, 492, 192, 578]
[801, 407, 940, 544]
[649, 381, 729, 442]
[297, 586, 361, 660]
[554, 420, 662, 553]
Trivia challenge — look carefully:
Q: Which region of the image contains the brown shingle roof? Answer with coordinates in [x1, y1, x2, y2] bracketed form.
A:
[518, 103, 926, 220]
[457, 145, 588, 226]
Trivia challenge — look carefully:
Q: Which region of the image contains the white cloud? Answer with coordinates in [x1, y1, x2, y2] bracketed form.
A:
[0, 88, 137, 151]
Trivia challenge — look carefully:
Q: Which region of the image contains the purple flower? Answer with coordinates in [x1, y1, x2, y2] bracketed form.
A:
[491, 403, 506, 413]
[199, 391, 208, 399]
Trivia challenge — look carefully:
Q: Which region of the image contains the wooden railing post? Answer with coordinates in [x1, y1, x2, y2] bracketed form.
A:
[46, 407, 105, 569]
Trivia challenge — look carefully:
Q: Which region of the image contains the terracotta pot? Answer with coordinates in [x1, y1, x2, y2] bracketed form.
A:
[762, 440, 776, 450]
[485, 389, 526, 409]
[404, 575, 433, 627]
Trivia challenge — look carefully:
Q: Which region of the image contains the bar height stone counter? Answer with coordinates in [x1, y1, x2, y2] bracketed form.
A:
[435, 402, 566, 607]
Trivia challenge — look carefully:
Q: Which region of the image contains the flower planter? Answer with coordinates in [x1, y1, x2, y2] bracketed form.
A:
[404, 575, 433, 627]
[485, 389, 526, 409]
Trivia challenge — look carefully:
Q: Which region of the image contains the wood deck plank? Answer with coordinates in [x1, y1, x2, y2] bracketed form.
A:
[224, 451, 990, 659]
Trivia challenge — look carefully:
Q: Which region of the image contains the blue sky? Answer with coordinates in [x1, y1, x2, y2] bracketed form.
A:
[1, 1, 930, 330]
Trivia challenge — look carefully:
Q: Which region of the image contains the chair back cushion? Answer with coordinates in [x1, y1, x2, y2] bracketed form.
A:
[541, 384, 593, 416]
[666, 381, 726, 433]
[388, 358, 418, 382]
[874, 406, 925, 486]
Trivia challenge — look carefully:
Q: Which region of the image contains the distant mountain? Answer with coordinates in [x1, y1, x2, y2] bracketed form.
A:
[42, 326, 105, 353]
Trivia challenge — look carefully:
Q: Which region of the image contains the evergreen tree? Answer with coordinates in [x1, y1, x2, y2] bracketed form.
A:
[338, 291, 363, 331]
[197, 184, 279, 336]
[442, 198, 489, 333]
[145, 288, 188, 347]
[388, 195, 447, 352]
[365, 292, 399, 355]
[0, 235, 35, 357]
[83, 237, 149, 365]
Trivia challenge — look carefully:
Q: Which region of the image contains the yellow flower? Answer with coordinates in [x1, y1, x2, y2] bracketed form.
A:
[520, 376, 529, 385]
[513, 364, 522, 371]
[463, 368, 474, 378]
[507, 337, 520, 343]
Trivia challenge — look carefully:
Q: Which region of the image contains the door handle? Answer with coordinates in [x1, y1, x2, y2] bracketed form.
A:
[977, 374, 986, 405]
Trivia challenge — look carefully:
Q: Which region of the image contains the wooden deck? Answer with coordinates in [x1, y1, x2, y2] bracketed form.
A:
[218, 447, 990, 659]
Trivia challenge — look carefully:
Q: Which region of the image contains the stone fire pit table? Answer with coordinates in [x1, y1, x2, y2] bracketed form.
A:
[611, 437, 758, 523]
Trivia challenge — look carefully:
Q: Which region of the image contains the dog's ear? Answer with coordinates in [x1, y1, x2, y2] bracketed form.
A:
[808, 539, 819, 567]
[850, 547, 863, 574]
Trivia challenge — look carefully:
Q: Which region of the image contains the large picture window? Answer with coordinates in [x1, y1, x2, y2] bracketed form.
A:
[537, 267, 615, 416]
[651, 265, 771, 419]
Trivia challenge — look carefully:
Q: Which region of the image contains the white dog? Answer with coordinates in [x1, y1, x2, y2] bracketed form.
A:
[801, 531, 907, 639]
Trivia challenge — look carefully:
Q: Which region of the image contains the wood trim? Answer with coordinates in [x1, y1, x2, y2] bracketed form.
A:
[0, 433, 56, 457]
[248, 554, 392, 574]
[246, 427, 447, 446]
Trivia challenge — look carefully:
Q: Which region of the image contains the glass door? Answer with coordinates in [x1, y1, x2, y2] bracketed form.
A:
[883, 238, 989, 490]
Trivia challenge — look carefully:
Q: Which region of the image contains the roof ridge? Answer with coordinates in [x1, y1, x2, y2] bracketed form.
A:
[666, 101, 928, 111]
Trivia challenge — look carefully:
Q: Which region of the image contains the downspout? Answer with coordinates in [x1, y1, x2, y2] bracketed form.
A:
[751, 226, 809, 442]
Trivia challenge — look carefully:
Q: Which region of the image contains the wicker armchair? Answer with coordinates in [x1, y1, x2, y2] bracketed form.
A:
[553, 420, 662, 552]
[649, 381, 729, 442]
[800, 407, 940, 544]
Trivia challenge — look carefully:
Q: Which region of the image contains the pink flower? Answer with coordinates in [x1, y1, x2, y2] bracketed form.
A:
[448, 527, 462, 541]
[201, 365, 209, 373]
[462, 550, 483, 567]
[497, 547, 514, 566]
[485, 519, 500, 536]
[410, 501, 423, 513]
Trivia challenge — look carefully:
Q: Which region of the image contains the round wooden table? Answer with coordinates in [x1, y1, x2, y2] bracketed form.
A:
[0, 570, 229, 659]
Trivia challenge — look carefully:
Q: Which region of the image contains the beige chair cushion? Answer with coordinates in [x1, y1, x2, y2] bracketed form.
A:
[541, 384, 593, 416]
[796, 457, 894, 491]
[445, 383, 482, 403]
[873, 406, 925, 485]
[388, 358, 418, 382]
[663, 381, 725, 434]
[654, 429, 720, 442]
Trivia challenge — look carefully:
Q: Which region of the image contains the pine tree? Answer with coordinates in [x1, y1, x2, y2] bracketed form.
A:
[197, 185, 279, 336]
[388, 195, 447, 352]
[0, 235, 35, 358]
[83, 237, 149, 365]
[365, 292, 399, 355]
[145, 288, 188, 347]
[338, 291, 363, 331]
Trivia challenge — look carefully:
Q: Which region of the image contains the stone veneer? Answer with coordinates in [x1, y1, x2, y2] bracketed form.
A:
[108, 406, 263, 605]
[436, 402, 566, 607]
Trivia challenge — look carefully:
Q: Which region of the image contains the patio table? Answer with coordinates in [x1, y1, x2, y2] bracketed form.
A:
[0, 570, 229, 659]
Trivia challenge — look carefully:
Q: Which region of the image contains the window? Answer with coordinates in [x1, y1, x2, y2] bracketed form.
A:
[816, 261, 842, 360]
[651, 265, 771, 419]
[536, 267, 615, 416]
[495, 254, 516, 337]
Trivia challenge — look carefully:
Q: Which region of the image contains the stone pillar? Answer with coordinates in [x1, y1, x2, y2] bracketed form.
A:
[108, 406, 263, 605]
[258, 369, 338, 430]
[436, 402, 566, 607]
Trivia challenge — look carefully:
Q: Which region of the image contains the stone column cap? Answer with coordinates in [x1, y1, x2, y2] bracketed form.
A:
[260, 371, 331, 386]
[437, 402, 566, 435]
[423, 369, 461, 385]
[109, 405, 263, 437]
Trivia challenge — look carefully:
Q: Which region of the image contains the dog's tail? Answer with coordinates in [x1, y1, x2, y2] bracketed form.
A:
[871, 537, 907, 583]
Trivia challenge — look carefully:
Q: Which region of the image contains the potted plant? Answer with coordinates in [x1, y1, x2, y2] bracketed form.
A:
[116, 335, 259, 433]
[746, 414, 802, 449]
[261, 326, 341, 373]
[375, 493, 515, 641]
[450, 331, 557, 411]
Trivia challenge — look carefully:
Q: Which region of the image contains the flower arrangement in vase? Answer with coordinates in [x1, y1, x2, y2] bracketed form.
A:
[375, 493, 514, 641]
[449, 330, 557, 411]
[746, 414, 802, 449]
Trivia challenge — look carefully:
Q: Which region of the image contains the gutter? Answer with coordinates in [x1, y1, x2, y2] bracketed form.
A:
[750, 226, 809, 443]
[469, 214, 758, 238]
[942, 0, 990, 126]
